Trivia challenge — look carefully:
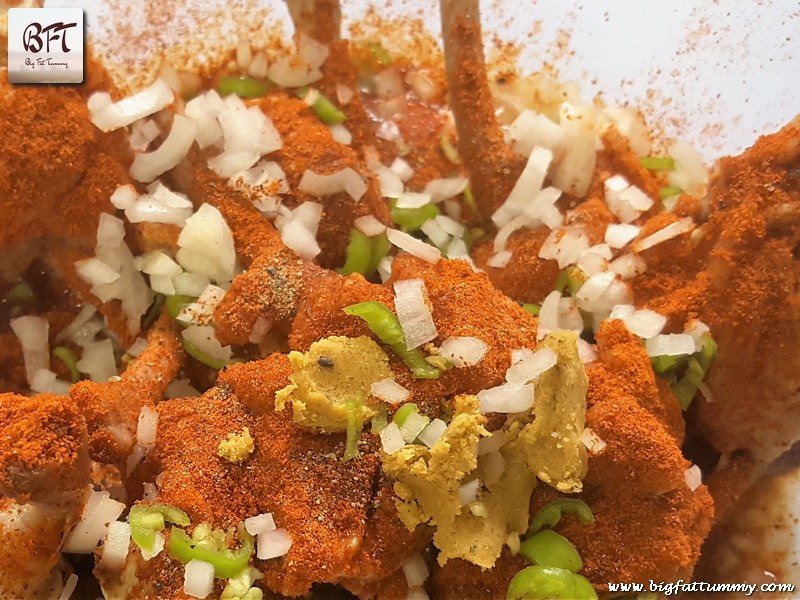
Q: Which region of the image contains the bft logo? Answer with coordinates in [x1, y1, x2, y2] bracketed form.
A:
[22, 21, 78, 54]
[7, 8, 84, 84]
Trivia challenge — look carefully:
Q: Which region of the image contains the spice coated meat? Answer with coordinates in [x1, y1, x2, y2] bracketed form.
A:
[0, 1, 798, 599]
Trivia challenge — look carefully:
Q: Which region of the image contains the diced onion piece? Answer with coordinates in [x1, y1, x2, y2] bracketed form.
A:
[130, 115, 197, 183]
[58, 573, 79, 600]
[177, 284, 227, 326]
[424, 176, 467, 203]
[380, 422, 406, 454]
[173, 272, 212, 296]
[417, 418, 448, 448]
[408, 589, 430, 600]
[438, 337, 488, 368]
[386, 229, 441, 264]
[374, 166, 404, 198]
[245, 513, 276, 536]
[394, 279, 438, 350]
[63, 491, 126, 553]
[30, 368, 70, 395]
[477, 430, 507, 456]
[668, 141, 708, 195]
[402, 554, 429, 588]
[505, 347, 557, 384]
[256, 528, 292, 560]
[329, 124, 352, 145]
[100, 521, 131, 570]
[486, 250, 512, 268]
[75, 257, 120, 286]
[395, 191, 432, 209]
[129, 118, 161, 151]
[538, 227, 591, 269]
[56, 305, 97, 344]
[181, 325, 232, 365]
[492, 147, 553, 228]
[579, 428, 607, 453]
[184, 559, 215, 598]
[298, 167, 366, 201]
[280, 219, 321, 260]
[577, 339, 598, 364]
[390, 157, 414, 182]
[126, 338, 149, 358]
[633, 217, 693, 252]
[11, 316, 50, 385]
[76, 339, 117, 382]
[645, 334, 697, 357]
[619, 308, 667, 339]
[458, 479, 480, 506]
[609, 253, 647, 280]
[434, 215, 465, 238]
[405, 69, 439, 101]
[477, 382, 534, 414]
[604, 223, 640, 249]
[138, 251, 183, 277]
[354, 215, 386, 237]
[136, 406, 158, 448]
[87, 91, 112, 112]
[371, 378, 410, 405]
[248, 316, 273, 345]
[110, 184, 138, 210]
[574, 271, 615, 311]
[399, 412, 430, 444]
[552, 102, 597, 198]
[336, 83, 354, 105]
[89, 79, 174, 132]
[684, 464, 703, 492]
[165, 378, 201, 399]
[176, 204, 236, 283]
[481, 450, 506, 487]
[420, 219, 450, 249]
[509, 108, 566, 157]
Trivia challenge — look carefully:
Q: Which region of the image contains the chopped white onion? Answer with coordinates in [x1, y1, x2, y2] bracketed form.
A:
[604, 223, 641, 249]
[76, 339, 117, 382]
[56, 305, 97, 344]
[181, 325, 232, 364]
[165, 378, 201, 399]
[176, 284, 227, 326]
[390, 157, 415, 182]
[10, 316, 51, 387]
[645, 334, 697, 357]
[395, 191, 431, 209]
[336, 83, 354, 105]
[136, 406, 158, 448]
[684, 464, 703, 492]
[184, 559, 215, 598]
[424, 176, 467, 203]
[89, 79, 174, 132]
[394, 279, 438, 350]
[538, 227, 591, 269]
[405, 69, 439, 101]
[380, 422, 406, 454]
[609, 252, 647, 280]
[373, 165, 404, 198]
[129, 118, 161, 152]
[577, 339, 598, 364]
[354, 215, 387, 237]
[477, 430, 507, 456]
[492, 147, 553, 228]
[574, 271, 616, 313]
[505, 347, 557, 384]
[30, 368, 70, 396]
[633, 217, 694, 252]
[402, 554, 429, 588]
[58, 573, 79, 600]
[399, 412, 430, 444]
[386, 228, 441, 264]
[420, 219, 450, 250]
[477, 382, 534, 414]
[256, 528, 293, 560]
[604, 175, 653, 223]
[481, 450, 506, 487]
[438, 336, 488, 368]
[579, 428, 607, 453]
[407, 589, 430, 600]
[486, 250, 512, 268]
[329, 124, 352, 145]
[458, 479, 481, 506]
[173, 272, 212, 297]
[63, 491, 126, 553]
[618, 308, 667, 339]
[668, 141, 708, 195]
[184, 90, 225, 149]
[110, 184, 138, 210]
[551, 102, 596, 198]
[245, 513, 276, 536]
[100, 521, 131, 570]
[86, 91, 112, 113]
[417, 418, 448, 448]
[298, 168, 366, 201]
[75, 257, 121, 286]
[248, 316, 273, 345]
[280, 219, 321, 261]
[509, 108, 566, 157]
[370, 378, 410, 405]
[137, 250, 183, 277]
[130, 114, 197, 183]
[176, 204, 237, 283]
